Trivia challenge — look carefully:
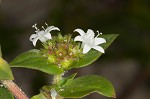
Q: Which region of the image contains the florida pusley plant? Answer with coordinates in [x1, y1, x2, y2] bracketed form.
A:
[0, 23, 118, 99]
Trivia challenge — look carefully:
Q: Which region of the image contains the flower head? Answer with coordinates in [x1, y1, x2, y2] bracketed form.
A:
[74, 29, 106, 54]
[29, 23, 60, 46]
[41, 33, 84, 69]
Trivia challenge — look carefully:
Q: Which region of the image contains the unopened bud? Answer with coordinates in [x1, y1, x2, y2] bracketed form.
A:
[61, 59, 73, 69]
[47, 55, 56, 63]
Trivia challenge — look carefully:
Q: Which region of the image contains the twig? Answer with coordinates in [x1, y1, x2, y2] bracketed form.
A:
[1, 80, 28, 99]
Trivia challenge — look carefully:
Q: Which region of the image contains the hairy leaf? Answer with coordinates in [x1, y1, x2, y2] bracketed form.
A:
[56, 75, 116, 98]
[10, 49, 63, 75]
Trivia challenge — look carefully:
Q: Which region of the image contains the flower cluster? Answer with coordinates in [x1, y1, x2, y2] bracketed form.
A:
[41, 33, 83, 69]
[29, 23, 106, 68]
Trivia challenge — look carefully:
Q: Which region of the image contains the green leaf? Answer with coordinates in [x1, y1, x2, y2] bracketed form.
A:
[0, 58, 14, 80]
[56, 75, 116, 98]
[39, 74, 77, 99]
[30, 93, 46, 99]
[41, 73, 77, 95]
[10, 49, 63, 75]
[57, 73, 77, 87]
[0, 86, 14, 99]
[69, 34, 118, 69]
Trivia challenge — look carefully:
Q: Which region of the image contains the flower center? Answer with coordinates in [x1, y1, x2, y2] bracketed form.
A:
[37, 31, 43, 37]
[83, 33, 94, 46]
[41, 34, 84, 69]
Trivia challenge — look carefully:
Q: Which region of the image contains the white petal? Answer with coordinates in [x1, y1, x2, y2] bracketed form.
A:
[45, 26, 60, 33]
[74, 29, 85, 37]
[37, 30, 45, 35]
[39, 36, 47, 42]
[32, 37, 39, 46]
[94, 38, 106, 45]
[45, 26, 54, 32]
[74, 36, 83, 42]
[83, 44, 91, 54]
[29, 34, 38, 41]
[43, 32, 52, 40]
[92, 46, 105, 53]
[86, 29, 95, 38]
[37, 30, 51, 42]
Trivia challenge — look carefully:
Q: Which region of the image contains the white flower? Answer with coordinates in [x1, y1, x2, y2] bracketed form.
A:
[29, 23, 60, 46]
[74, 29, 106, 54]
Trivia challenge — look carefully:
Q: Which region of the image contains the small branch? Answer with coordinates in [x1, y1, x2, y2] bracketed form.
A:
[1, 80, 28, 99]
[52, 74, 63, 99]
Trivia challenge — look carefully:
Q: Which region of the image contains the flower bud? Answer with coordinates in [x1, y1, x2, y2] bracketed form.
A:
[61, 58, 73, 69]
[41, 33, 84, 69]
[47, 55, 56, 63]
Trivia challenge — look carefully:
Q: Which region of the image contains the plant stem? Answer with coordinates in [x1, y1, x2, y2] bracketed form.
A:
[1, 80, 28, 99]
[53, 74, 62, 84]
[52, 74, 64, 99]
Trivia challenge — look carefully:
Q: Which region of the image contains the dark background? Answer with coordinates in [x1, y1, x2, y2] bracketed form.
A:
[0, 0, 150, 99]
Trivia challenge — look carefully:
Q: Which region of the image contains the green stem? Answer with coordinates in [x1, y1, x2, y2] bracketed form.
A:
[52, 74, 64, 99]
[53, 74, 62, 84]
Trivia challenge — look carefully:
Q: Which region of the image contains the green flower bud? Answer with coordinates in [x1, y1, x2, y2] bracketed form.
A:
[47, 55, 56, 63]
[41, 33, 84, 69]
[61, 58, 73, 69]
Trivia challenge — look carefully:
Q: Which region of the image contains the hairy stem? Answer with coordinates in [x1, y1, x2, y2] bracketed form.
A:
[53, 74, 62, 84]
[1, 80, 28, 99]
[52, 74, 64, 99]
